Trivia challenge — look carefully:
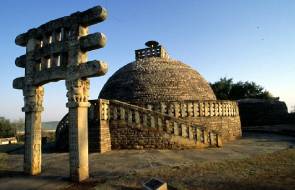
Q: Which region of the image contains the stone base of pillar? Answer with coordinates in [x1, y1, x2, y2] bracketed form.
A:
[70, 165, 89, 182]
[23, 110, 42, 176]
[68, 102, 90, 182]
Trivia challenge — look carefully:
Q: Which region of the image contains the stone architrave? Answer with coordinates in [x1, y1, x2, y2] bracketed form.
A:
[13, 6, 108, 182]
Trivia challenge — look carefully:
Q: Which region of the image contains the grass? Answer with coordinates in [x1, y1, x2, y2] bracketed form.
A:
[0, 143, 22, 170]
[0, 153, 7, 170]
[74, 148, 295, 190]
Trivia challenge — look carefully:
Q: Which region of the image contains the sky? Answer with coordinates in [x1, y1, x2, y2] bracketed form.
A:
[0, 0, 294, 121]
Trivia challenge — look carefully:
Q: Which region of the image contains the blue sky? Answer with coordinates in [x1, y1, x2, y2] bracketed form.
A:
[0, 0, 294, 121]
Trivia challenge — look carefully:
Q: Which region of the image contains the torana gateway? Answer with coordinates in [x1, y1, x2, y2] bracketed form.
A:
[56, 40, 242, 152]
[13, 6, 108, 182]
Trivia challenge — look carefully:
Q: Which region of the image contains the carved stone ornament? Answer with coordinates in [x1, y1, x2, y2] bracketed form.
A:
[23, 86, 44, 112]
[66, 79, 90, 103]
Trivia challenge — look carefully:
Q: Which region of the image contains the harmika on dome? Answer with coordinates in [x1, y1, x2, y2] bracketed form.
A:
[56, 41, 242, 152]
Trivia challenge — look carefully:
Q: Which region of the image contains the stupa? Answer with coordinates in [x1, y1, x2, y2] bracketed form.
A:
[56, 41, 242, 151]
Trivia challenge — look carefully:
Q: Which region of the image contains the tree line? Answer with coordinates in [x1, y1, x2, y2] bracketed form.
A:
[210, 77, 278, 101]
[0, 117, 24, 138]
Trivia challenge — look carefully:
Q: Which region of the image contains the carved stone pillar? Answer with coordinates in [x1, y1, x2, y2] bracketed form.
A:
[23, 86, 44, 175]
[23, 37, 44, 176]
[66, 24, 90, 182]
[66, 79, 90, 182]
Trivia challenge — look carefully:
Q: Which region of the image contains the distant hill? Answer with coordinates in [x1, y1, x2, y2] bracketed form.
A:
[42, 121, 59, 130]
[16, 121, 59, 133]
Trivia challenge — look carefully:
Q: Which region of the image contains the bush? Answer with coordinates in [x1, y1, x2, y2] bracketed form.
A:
[0, 117, 16, 138]
[0, 117, 24, 138]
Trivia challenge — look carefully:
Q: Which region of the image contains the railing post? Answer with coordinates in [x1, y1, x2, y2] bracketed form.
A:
[127, 110, 133, 125]
[168, 103, 174, 117]
[200, 102, 204, 117]
[216, 134, 223, 147]
[188, 102, 194, 117]
[173, 122, 179, 135]
[196, 128, 202, 145]
[165, 120, 171, 133]
[193, 102, 199, 117]
[113, 107, 118, 120]
[157, 117, 163, 131]
[180, 103, 187, 117]
[188, 126, 194, 140]
[219, 103, 223, 116]
[181, 124, 187, 137]
[160, 102, 167, 114]
[150, 115, 155, 128]
[209, 132, 214, 145]
[120, 107, 125, 120]
[174, 102, 180, 118]
[134, 111, 140, 124]
[203, 130, 208, 144]
[214, 103, 219, 116]
[143, 113, 148, 127]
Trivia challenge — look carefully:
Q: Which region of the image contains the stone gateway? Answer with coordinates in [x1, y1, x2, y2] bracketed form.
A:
[13, 6, 108, 182]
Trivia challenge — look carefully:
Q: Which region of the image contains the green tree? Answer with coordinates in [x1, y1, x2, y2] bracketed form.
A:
[210, 77, 277, 100]
[0, 117, 16, 138]
[210, 77, 233, 100]
[12, 118, 25, 132]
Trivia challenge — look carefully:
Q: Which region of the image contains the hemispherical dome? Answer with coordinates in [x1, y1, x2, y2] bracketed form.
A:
[99, 56, 216, 105]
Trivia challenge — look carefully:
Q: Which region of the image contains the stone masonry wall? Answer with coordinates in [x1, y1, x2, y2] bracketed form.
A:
[100, 108, 239, 150]
[110, 120, 196, 149]
[238, 99, 289, 126]
[189, 116, 241, 142]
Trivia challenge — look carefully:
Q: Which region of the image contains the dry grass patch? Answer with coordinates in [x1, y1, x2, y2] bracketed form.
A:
[0, 153, 7, 170]
[97, 148, 295, 190]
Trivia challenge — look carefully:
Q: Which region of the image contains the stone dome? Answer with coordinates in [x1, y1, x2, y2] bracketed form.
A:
[99, 41, 216, 104]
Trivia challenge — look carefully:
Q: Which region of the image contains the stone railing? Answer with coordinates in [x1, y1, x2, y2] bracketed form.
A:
[55, 99, 224, 150]
[140, 100, 239, 118]
[108, 100, 222, 147]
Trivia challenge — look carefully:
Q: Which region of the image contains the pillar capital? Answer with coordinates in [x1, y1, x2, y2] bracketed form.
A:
[22, 86, 44, 113]
[66, 78, 90, 107]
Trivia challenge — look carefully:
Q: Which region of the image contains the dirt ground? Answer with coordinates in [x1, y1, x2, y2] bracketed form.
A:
[0, 132, 294, 190]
